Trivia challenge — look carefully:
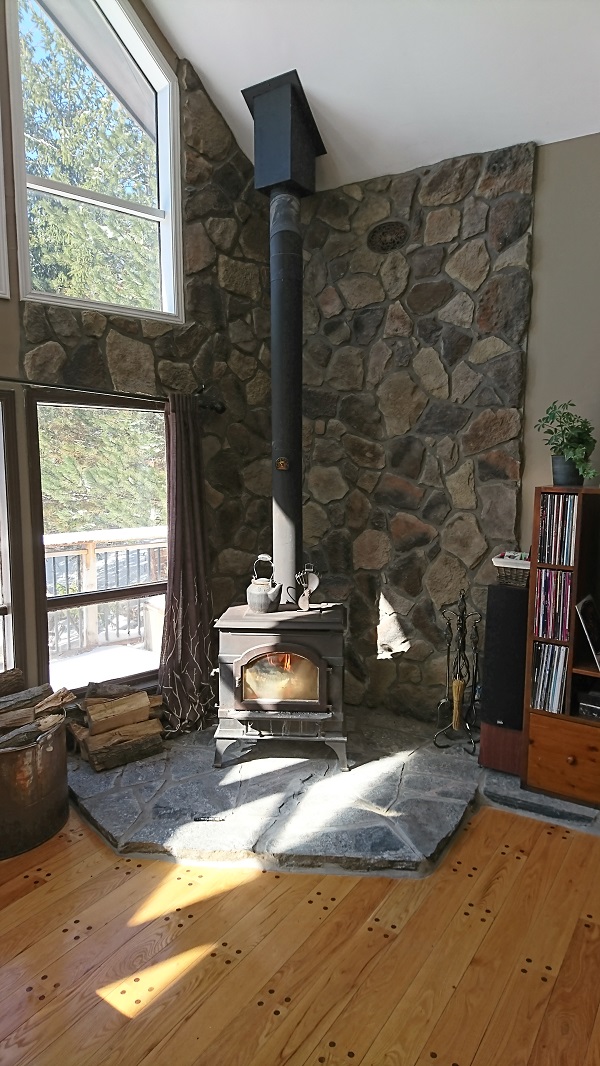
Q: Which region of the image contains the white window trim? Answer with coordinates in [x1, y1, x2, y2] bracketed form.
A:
[6, 0, 183, 323]
[0, 105, 10, 300]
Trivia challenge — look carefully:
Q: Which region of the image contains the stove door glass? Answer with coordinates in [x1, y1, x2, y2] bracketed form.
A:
[243, 652, 319, 702]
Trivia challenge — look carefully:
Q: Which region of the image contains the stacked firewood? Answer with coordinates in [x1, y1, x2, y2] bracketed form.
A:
[0, 669, 166, 770]
[69, 682, 165, 771]
[0, 670, 76, 749]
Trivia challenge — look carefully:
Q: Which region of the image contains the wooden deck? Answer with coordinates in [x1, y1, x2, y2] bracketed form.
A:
[0, 805, 599, 1065]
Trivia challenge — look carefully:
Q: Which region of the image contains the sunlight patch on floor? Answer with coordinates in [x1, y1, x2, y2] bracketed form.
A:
[96, 947, 207, 1018]
[130, 865, 259, 925]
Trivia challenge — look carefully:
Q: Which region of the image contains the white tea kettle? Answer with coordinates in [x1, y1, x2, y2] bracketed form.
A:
[246, 554, 282, 613]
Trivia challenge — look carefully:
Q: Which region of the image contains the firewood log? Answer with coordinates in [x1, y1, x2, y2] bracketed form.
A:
[34, 688, 76, 714]
[0, 713, 63, 749]
[0, 707, 35, 731]
[85, 719, 163, 771]
[85, 692, 151, 736]
[0, 684, 52, 715]
[0, 668, 25, 697]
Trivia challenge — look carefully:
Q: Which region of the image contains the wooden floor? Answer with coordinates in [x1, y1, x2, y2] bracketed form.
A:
[1, 807, 599, 1066]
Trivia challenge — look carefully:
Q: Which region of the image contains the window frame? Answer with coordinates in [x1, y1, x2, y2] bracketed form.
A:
[0, 105, 10, 300]
[6, 0, 183, 323]
[26, 386, 168, 688]
[0, 391, 27, 672]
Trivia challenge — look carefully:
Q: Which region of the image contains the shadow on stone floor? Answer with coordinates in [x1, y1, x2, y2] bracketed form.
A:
[68, 707, 600, 874]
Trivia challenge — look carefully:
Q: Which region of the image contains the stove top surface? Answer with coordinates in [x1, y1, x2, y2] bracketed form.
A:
[215, 602, 346, 631]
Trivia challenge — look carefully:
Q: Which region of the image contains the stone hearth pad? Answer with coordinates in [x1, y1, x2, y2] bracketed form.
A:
[68, 713, 600, 874]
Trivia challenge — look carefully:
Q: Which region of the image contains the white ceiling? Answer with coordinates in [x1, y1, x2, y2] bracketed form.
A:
[145, 0, 600, 191]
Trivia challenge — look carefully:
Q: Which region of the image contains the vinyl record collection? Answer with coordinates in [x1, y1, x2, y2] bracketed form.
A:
[537, 492, 578, 565]
[534, 568, 572, 640]
[531, 641, 568, 713]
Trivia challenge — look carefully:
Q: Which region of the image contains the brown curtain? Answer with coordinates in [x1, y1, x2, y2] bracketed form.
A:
[158, 393, 215, 732]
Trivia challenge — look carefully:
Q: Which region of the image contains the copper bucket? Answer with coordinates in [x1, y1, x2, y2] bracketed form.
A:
[0, 713, 69, 859]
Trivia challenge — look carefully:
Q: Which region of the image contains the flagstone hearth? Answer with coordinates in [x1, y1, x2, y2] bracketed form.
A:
[67, 709, 600, 873]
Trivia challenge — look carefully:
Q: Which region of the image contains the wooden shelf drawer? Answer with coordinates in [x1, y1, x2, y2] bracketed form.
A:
[527, 712, 600, 805]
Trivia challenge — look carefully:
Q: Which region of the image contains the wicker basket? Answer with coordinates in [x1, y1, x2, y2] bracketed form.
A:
[492, 554, 530, 587]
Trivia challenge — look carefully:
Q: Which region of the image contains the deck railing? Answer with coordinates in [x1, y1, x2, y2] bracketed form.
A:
[44, 527, 168, 660]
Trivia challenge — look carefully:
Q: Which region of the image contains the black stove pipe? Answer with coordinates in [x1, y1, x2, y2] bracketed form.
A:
[242, 71, 326, 605]
[270, 188, 303, 602]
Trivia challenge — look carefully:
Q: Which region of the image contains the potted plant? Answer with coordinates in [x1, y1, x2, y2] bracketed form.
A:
[534, 401, 597, 486]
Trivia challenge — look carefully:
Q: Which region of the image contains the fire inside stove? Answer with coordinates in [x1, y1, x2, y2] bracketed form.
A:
[242, 652, 319, 702]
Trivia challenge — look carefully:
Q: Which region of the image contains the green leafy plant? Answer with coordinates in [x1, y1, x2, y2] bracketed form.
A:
[534, 401, 598, 479]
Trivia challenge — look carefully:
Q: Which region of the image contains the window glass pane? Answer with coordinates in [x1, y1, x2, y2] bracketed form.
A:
[37, 402, 168, 545]
[18, 0, 158, 206]
[28, 189, 161, 311]
[48, 593, 165, 688]
[39, 403, 167, 688]
[243, 653, 319, 701]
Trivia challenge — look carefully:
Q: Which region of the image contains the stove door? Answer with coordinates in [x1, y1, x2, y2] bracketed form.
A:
[234, 643, 327, 711]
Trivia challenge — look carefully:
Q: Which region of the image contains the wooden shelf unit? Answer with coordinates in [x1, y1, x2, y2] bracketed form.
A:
[522, 486, 600, 807]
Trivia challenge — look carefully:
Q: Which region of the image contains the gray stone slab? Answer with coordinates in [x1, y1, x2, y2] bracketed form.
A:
[77, 790, 142, 847]
[388, 797, 471, 861]
[68, 757, 123, 799]
[166, 746, 217, 780]
[481, 769, 598, 825]
[147, 774, 241, 822]
[399, 768, 478, 803]
[120, 754, 168, 788]
[135, 781, 165, 804]
[294, 753, 408, 814]
[123, 804, 277, 859]
[258, 820, 423, 871]
[237, 756, 330, 807]
[403, 744, 482, 786]
[69, 713, 600, 873]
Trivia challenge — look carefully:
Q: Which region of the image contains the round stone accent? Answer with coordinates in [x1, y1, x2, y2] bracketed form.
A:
[367, 221, 409, 253]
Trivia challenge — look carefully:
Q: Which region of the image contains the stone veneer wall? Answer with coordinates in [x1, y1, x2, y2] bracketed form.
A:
[19, 57, 534, 721]
[299, 144, 534, 717]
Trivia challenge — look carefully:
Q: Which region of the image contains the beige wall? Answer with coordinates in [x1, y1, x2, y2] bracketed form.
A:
[522, 132, 600, 547]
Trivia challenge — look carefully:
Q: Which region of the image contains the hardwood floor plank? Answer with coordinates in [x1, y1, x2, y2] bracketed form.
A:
[470, 830, 600, 1066]
[582, 1000, 600, 1066]
[21, 870, 322, 1066]
[0, 863, 263, 1064]
[413, 820, 574, 1066]
[0, 856, 157, 968]
[139, 875, 362, 1066]
[357, 817, 544, 1065]
[0, 859, 161, 999]
[2, 806, 600, 1066]
[295, 810, 542, 1066]
[0, 810, 92, 887]
[191, 875, 395, 1066]
[0, 830, 105, 910]
[527, 919, 600, 1066]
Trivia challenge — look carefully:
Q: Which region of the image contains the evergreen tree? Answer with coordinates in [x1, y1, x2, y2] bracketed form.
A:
[37, 405, 167, 534]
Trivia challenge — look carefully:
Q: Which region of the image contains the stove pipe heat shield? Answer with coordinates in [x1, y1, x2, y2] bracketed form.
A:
[242, 72, 326, 603]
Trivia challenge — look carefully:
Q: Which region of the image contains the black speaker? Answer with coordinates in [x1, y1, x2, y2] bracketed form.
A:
[480, 583, 529, 730]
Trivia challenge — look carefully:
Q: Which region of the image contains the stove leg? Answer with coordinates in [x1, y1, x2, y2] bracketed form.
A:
[213, 737, 239, 769]
[325, 740, 349, 771]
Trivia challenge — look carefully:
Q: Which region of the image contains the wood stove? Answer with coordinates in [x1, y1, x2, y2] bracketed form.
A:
[214, 603, 347, 768]
[212, 74, 348, 770]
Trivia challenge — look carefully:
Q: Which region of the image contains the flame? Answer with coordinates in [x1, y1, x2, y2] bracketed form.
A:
[266, 652, 293, 671]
